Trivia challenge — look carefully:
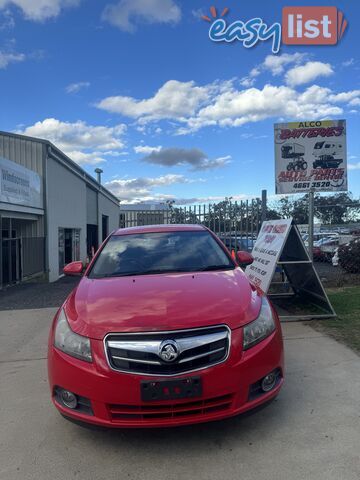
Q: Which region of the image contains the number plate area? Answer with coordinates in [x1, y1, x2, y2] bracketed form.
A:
[141, 376, 202, 402]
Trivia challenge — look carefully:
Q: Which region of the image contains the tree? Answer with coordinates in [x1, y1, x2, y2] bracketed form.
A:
[275, 197, 293, 218]
[271, 193, 360, 225]
[314, 193, 360, 225]
[274, 196, 308, 223]
[266, 207, 281, 220]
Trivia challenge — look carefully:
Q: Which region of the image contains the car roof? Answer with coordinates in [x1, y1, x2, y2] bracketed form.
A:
[113, 224, 207, 236]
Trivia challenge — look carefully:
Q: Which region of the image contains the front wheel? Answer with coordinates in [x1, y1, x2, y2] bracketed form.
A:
[301, 161, 308, 170]
[287, 163, 293, 171]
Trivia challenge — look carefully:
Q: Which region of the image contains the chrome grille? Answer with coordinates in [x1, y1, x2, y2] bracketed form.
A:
[104, 325, 230, 376]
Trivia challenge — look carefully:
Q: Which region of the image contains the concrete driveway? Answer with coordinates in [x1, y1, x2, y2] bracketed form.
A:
[0, 305, 359, 480]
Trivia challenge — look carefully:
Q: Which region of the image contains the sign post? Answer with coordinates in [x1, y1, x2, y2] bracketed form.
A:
[308, 189, 315, 260]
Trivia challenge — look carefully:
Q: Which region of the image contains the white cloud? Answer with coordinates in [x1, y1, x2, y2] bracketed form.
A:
[191, 8, 205, 21]
[239, 77, 255, 88]
[349, 98, 360, 106]
[342, 58, 355, 67]
[174, 194, 252, 205]
[0, 0, 80, 21]
[263, 53, 306, 75]
[285, 61, 334, 87]
[96, 72, 359, 134]
[0, 8, 15, 29]
[17, 118, 127, 165]
[239, 69, 259, 88]
[240, 53, 306, 86]
[66, 151, 106, 165]
[134, 145, 162, 154]
[102, 0, 181, 32]
[240, 133, 268, 140]
[180, 82, 349, 133]
[0, 50, 24, 68]
[96, 79, 210, 123]
[348, 162, 360, 171]
[105, 174, 190, 203]
[66, 81, 90, 94]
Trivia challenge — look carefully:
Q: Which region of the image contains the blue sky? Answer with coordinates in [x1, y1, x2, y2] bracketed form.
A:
[0, 0, 359, 204]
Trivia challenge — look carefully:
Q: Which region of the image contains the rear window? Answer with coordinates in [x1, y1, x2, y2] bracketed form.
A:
[89, 230, 234, 278]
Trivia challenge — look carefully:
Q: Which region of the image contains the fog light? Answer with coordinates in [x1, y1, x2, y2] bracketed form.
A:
[261, 372, 277, 392]
[61, 390, 77, 409]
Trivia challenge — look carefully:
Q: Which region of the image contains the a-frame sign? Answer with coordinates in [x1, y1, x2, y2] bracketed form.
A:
[245, 219, 335, 321]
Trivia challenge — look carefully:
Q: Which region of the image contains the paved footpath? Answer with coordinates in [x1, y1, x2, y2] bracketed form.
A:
[0, 307, 359, 480]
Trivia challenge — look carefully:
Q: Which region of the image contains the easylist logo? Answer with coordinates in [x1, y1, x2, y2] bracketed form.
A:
[204, 5, 348, 53]
[283, 6, 347, 45]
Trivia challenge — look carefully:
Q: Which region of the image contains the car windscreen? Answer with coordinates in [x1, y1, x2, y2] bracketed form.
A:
[88, 231, 234, 278]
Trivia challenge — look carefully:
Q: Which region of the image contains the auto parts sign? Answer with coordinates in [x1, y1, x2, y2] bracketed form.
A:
[274, 119, 347, 194]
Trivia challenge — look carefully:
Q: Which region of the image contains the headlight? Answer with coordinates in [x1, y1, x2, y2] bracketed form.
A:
[243, 297, 276, 350]
[54, 309, 92, 362]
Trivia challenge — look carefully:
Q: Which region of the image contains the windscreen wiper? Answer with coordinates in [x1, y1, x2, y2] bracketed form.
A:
[198, 265, 234, 272]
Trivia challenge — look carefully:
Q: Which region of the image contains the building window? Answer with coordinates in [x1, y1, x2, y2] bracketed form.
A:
[119, 213, 126, 229]
[59, 228, 81, 274]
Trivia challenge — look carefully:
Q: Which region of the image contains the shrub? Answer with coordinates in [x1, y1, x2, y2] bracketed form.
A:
[338, 239, 360, 273]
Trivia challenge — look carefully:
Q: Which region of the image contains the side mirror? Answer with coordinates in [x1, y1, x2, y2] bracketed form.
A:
[63, 261, 84, 276]
[236, 251, 254, 268]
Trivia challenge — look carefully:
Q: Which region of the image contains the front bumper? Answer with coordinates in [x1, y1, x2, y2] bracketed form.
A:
[48, 326, 284, 428]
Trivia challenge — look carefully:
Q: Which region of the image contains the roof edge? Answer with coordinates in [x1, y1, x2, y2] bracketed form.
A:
[0, 130, 120, 206]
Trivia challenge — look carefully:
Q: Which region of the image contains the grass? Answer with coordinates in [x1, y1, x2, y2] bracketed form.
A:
[309, 286, 360, 354]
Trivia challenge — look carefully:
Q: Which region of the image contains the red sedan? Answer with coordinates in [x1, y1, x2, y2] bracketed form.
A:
[48, 224, 284, 428]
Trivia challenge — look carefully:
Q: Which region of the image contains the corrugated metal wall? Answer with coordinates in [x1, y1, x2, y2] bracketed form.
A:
[0, 133, 44, 176]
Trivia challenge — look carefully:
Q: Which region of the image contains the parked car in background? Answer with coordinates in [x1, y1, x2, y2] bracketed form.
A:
[302, 232, 338, 248]
[314, 235, 356, 262]
[219, 235, 255, 253]
[48, 224, 284, 428]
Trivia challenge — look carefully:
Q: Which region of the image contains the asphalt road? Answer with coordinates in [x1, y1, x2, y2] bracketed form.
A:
[0, 305, 359, 480]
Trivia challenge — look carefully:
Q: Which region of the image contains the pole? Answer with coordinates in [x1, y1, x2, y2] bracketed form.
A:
[0, 213, 2, 288]
[308, 190, 315, 261]
[261, 189, 267, 223]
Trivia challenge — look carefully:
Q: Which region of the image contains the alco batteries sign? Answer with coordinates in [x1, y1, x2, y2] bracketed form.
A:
[274, 119, 347, 194]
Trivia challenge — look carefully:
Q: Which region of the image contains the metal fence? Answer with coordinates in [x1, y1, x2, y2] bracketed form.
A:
[119, 196, 360, 287]
[120, 198, 264, 253]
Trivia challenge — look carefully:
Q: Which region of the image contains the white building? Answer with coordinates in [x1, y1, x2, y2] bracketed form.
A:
[0, 131, 120, 287]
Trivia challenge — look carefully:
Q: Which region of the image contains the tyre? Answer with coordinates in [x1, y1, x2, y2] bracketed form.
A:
[286, 163, 293, 171]
[301, 161, 307, 170]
